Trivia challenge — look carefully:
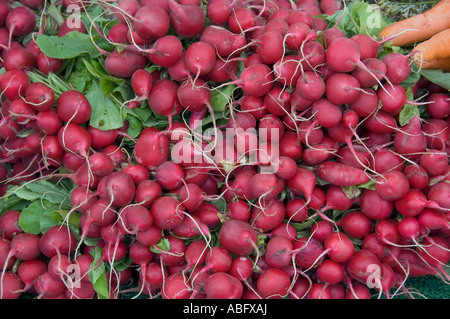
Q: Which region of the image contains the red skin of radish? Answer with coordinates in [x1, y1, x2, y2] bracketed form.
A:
[263, 86, 290, 117]
[382, 52, 411, 84]
[264, 236, 294, 269]
[418, 208, 450, 231]
[131, 69, 152, 99]
[150, 196, 185, 230]
[134, 128, 170, 170]
[317, 161, 370, 187]
[338, 211, 373, 239]
[238, 63, 274, 97]
[350, 33, 379, 60]
[256, 268, 290, 299]
[185, 41, 217, 76]
[426, 93, 450, 119]
[310, 220, 333, 243]
[25, 82, 55, 112]
[57, 124, 91, 159]
[6, 6, 36, 37]
[199, 25, 247, 59]
[296, 71, 326, 102]
[133, 5, 169, 40]
[310, 97, 342, 128]
[3, 44, 35, 71]
[316, 259, 344, 285]
[420, 149, 449, 176]
[120, 164, 149, 185]
[273, 55, 302, 87]
[375, 170, 410, 201]
[147, 78, 180, 116]
[169, 0, 205, 38]
[70, 186, 97, 213]
[257, 30, 285, 64]
[147, 35, 183, 68]
[374, 219, 401, 245]
[56, 90, 92, 125]
[324, 232, 354, 263]
[250, 199, 286, 233]
[0, 70, 30, 101]
[87, 125, 118, 149]
[299, 40, 326, 72]
[428, 182, 450, 210]
[134, 179, 163, 208]
[360, 189, 394, 220]
[346, 249, 382, 284]
[135, 225, 163, 247]
[0, 238, 15, 271]
[37, 52, 63, 75]
[227, 7, 258, 34]
[101, 171, 136, 207]
[9, 233, 41, 261]
[39, 225, 77, 259]
[219, 220, 258, 256]
[393, 116, 427, 159]
[325, 37, 361, 73]
[325, 72, 361, 105]
[286, 198, 308, 222]
[287, 166, 316, 200]
[0, 272, 23, 299]
[17, 258, 47, 290]
[119, 205, 153, 234]
[377, 83, 407, 115]
[206, 0, 232, 25]
[177, 78, 211, 113]
[293, 237, 324, 269]
[0, 210, 22, 240]
[204, 272, 243, 299]
[351, 58, 386, 88]
[104, 49, 148, 78]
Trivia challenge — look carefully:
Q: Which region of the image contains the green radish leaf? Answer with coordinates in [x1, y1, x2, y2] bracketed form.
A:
[399, 104, 420, 126]
[36, 31, 101, 59]
[420, 69, 450, 91]
[18, 201, 63, 235]
[89, 246, 110, 299]
[86, 81, 124, 130]
[210, 85, 235, 112]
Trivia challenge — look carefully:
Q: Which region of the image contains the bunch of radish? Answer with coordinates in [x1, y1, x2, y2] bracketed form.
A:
[0, 0, 449, 300]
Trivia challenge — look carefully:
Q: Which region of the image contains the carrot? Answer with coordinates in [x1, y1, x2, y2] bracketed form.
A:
[416, 57, 450, 72]
[377, 0, 450, 47]
[411, 28, 450, 65]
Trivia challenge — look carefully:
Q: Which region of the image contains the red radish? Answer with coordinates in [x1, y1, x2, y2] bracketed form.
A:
[256, 268, 290, 299]
[250, 198, 286, 233]
[338, 211, 373, 239]
[0, 272, 23, 299]
[317, 161, 370, 187]
[134, 128, 170, 170]
[6, 6, 36, 37]
[168, 0, 205, 38]
[133, 5, 169, 40]
[104, 49, 148, 78]
[56, 90, 92, 125]
[264, 236, 293, 269]
[360, 189, 394, 220]
[0, 70, 31, 101]
[293, 237, 325, 270]
[17, 258, 47, 291]
[393, 116, 427, 159]
[346, 249, 382, 285]
[296, 71, 326, 102]
[375, 170, 410, 201]
[204, 272, 243, 299]
[150, 196, 185, 230]
[325, 72, 361, 105]
[0, 210, 22, 240]
[39, 225, 77, 259]
[219, 220, 258, 256]
[382, 52, 411, 84]
[316, 259, 344, 285]
[426, 93, 450, 119]
[324, 232, 354, 263]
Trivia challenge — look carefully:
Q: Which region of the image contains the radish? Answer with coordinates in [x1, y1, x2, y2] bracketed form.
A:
[293, 237, 325, 270]
[38, 225, 77, 258]
[6, 6, 36, 38]
[375, 170, 410, 201]
[134, 128, 170, 170]
[338, 211, 373, 239]
[316, 259, 344, 285]
[264, 236, 293, 269]
[0, 70, 31, 101]
[256, 268, 290, 299]
[317, 161, 370, 187]
[17, 258, 47, 292]
[185, 41, 217, 77]
[0, 272, 23, 299]
[133, 5, 169, 40]
[150, 196, 185, 230]
[346, 249, 382, 285]
[219, 220, 258, 256]
[393, 116, 427, 159]
[323, 232, 354, 263]
[56, 90, 92, 125]
[360, 189, 394, 220]
[0, 210, 22, 240]
[204, 272, 243, 299]
[168, 0, 205, 38]
[104, 49, 148, 78]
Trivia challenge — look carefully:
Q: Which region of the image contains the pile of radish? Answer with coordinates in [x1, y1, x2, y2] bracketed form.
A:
[0, 0, 449, 300]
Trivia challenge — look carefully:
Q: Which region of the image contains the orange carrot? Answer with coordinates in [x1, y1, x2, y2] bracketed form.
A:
[378, 0, 450, 47]
[411, 28, 450, 65]
[415, 57, 450, 72]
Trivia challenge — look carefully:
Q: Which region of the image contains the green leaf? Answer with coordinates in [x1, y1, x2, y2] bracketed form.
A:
[210, 85, 235, 112]
[420, 69, 450, 91]
[89, 246, 110, 299]
[18, 201, 62, 235]
[150, 238, 171, 254]
[15, 180, 71, 207]
[399, 104, 420, 126]
[36, 31, 101, 59]
[86, 81, 124, 130]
